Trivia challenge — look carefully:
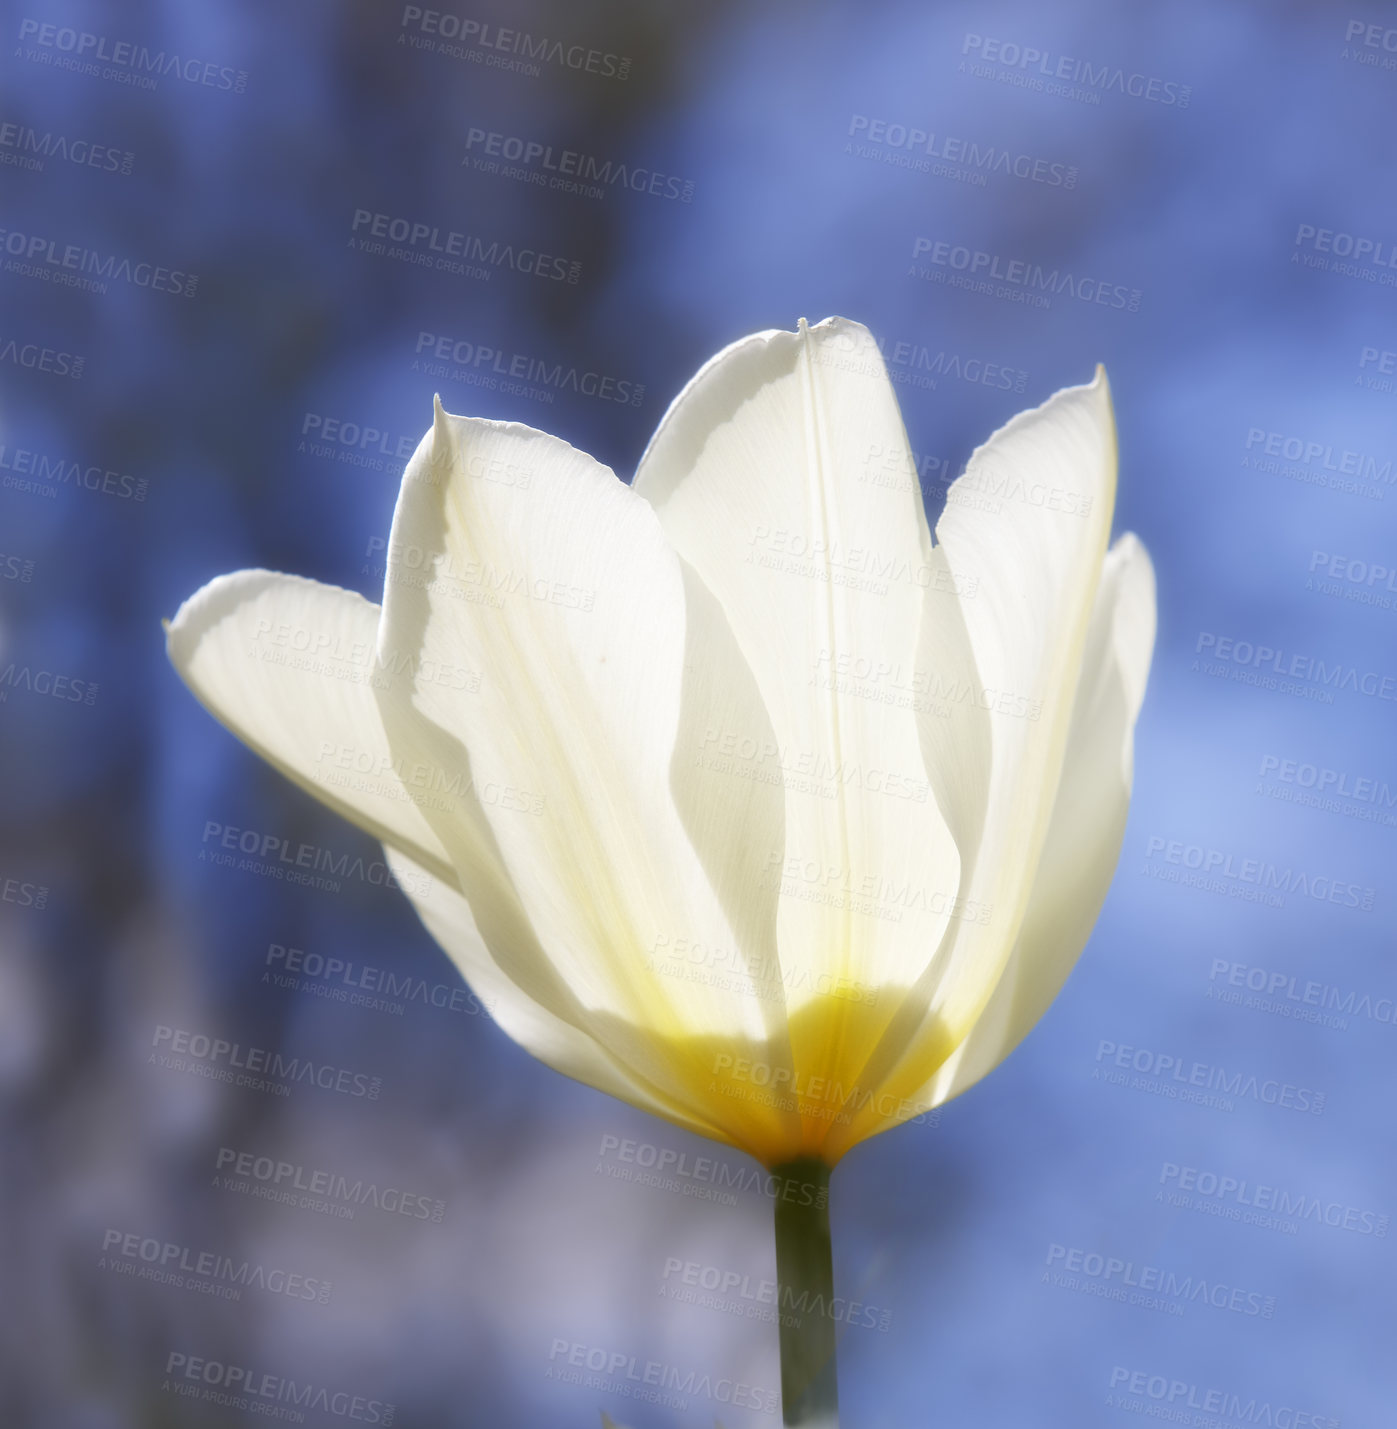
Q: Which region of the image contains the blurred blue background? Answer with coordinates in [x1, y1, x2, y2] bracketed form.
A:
[2, 0, 1395, 1425]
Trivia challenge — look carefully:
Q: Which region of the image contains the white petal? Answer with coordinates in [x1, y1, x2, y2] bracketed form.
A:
[931, 532, 1155, 1100]
[382, 847, 734, 1145]
[165, 570, 455, 886]
[633, 318, 962, 1136]
[930, 368, 1119, 1006]
[667, 561, 787, 972]
[371, 404, 799, 1159]
[827, 369, 1121, 1156]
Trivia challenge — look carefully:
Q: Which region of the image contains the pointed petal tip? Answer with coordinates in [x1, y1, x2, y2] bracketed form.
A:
[425, 399, 604, 457]
[1109, 530, 1155, 583]
[956, 361, 1118, 486]
[774, 313, 875, 347]
[804, 313, 873, 342]
[430, 392, 452, 458]
[1036, 362, 1110, 407]
[418, 405, 621, 496]
[1112, 530, 1157, 604]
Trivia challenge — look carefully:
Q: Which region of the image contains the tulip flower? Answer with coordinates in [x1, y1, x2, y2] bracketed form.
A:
[167, 317, 1154, 1427]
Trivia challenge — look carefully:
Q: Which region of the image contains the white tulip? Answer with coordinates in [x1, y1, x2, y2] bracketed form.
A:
[168, 317, 1154, 1426]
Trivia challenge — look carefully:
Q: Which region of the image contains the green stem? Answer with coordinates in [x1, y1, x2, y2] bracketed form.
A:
[771, 1159, 838, 1428]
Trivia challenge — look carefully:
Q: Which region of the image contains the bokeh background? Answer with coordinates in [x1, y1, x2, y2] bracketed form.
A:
[3, 0, 1396, 1424]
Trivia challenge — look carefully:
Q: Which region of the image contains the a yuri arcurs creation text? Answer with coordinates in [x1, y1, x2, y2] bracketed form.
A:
[167, 316, 1155, 1427]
